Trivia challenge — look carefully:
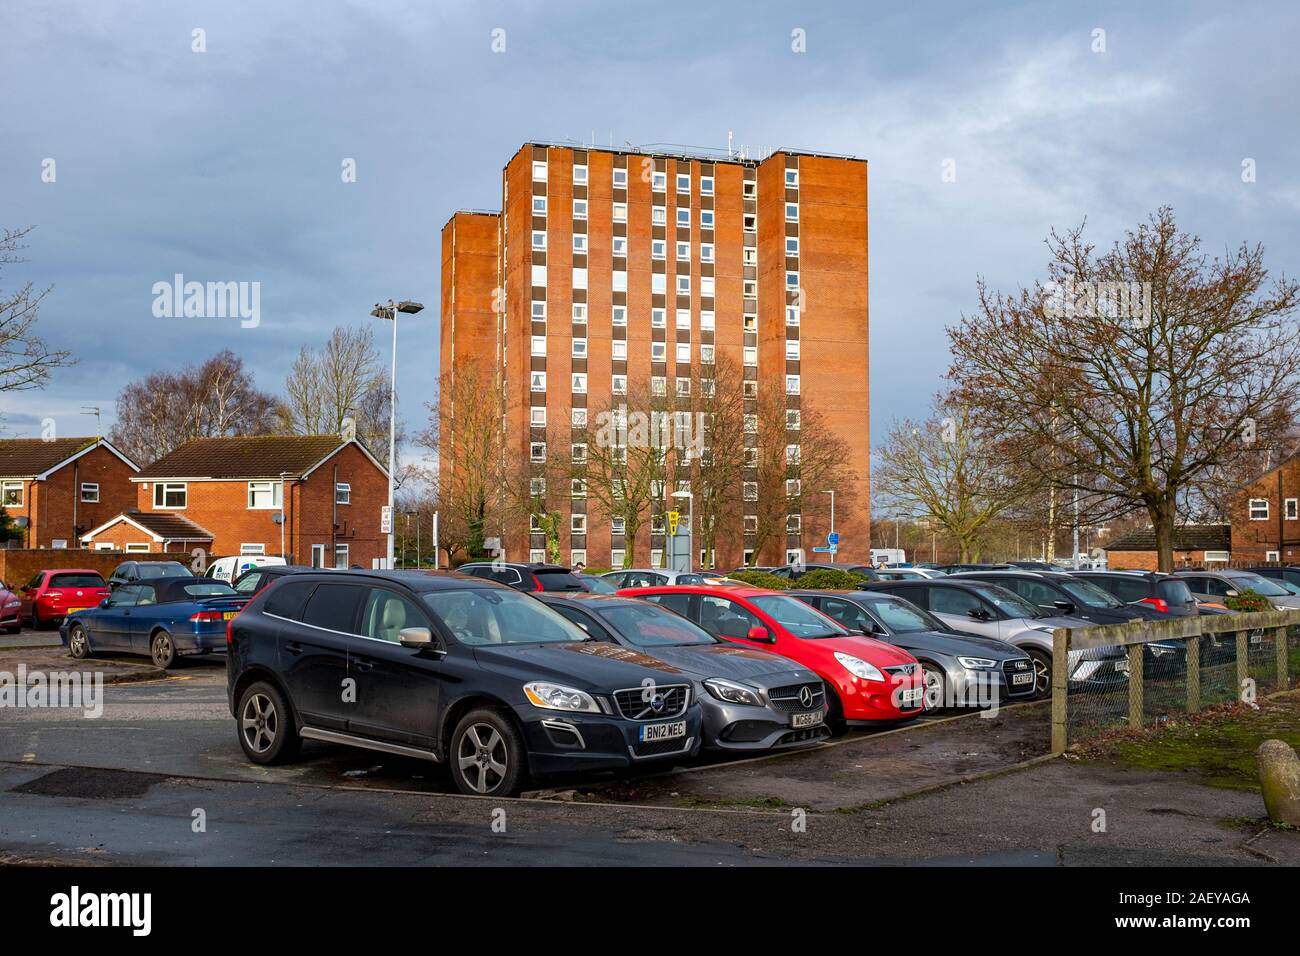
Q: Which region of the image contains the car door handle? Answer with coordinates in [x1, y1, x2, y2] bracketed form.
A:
[353, 658, 374, 672]
[285, 642, 304, 656]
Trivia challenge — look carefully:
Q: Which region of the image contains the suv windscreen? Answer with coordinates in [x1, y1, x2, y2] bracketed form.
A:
[1156, 579, 1195, 605]
[969, 584, 1039, 619]
[48, 573, 106, 588]
[595, 603, 716, 647]
[750, 595, 848, 639]
[1228, 573, 1289, 597]
[136, 563, 190, 579]
[423, 588, 587, 645]
[1056, 578, 1125, 608]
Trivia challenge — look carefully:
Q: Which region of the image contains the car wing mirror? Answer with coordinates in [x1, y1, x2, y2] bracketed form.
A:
[746, 625, 774, 643]
[99, 598, 110, 608]
[967, 608, 989, 620]
[1225, 589, 1238, 598]
[1053, 600, 1075, 613]
[398, 626, 434, 648]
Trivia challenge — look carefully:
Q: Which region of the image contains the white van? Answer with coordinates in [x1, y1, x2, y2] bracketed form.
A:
[206, 554, 287, 585]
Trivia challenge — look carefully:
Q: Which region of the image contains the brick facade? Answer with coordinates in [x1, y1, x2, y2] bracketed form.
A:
[1229, 453, 1300, 563]
[0, 439, 139, 549]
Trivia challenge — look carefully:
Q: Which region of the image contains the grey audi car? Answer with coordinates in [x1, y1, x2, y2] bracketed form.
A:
[788, 590, 1037, 709]
[538, 592, 830, 751]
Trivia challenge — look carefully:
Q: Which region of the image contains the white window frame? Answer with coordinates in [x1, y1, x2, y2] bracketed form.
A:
[572, 337, 588, 358]
[335, 543, 349, 570]
[335, 482, 351, 505]
[531, 335, 547, 356]
[571, 514, 587, 534]
[613, 168, 628, 188]
[651, 308, 666, 328]
[1249, 498, 1270, 520]
[612, 306, 627, 326]
[700, 243, 714, 263]
[572, 233, 587, 253]
[612, 237, 627, 256]
[572, 199, 588, 220]
[785, 168, 799, 187]
[676, 172, 691, 193]
[572, 164, 588, 185]
[785, 202, 799, 222]
[612, 340, 628, 360]
[699, 209, 714, 228]
[1286, 498, 1298, 520]
[676, 208, 690, 228]
[572, 408, 587, 428]
[700, 175, 714, 195]
[247, 480, 283, 510]
[531, 371, 547, 392]
[613, 202, 628, 222]
[532, 160, 547, 181]
[532, 196, 547, 215]
[2, 480, 24, 507]
[240, 542, 267, 556]
[80, 482, 100, 503]
[153, 482, 187, 509]
[571, 373, 587, 394]
[530, 407, 547, 427]
[532, 230, 547, 250]
[651, 342, 667, 362]
[530, 442, 547, 463]
[572, 303, 587, 324]
[125, 542, 151, 554]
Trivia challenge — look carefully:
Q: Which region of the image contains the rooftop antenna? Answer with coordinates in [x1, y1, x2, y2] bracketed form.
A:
[81, 406, 101, 439]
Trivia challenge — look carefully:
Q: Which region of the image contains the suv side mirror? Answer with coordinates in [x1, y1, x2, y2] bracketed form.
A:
[968, 608, 990, 621]
[746, 625, 774, 643]
[1225, 589, 1239, 598]
[398, 626, 434, 648]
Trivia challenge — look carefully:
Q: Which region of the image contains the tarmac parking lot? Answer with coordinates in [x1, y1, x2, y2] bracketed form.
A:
[1, 631, 1297, 866]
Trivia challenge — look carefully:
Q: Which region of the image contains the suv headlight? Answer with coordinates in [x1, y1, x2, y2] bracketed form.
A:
[523, 682, 600, 713]
[703, 678, 763, 706]
[958, 657, 997, 669]
[834, 651, 885, 682]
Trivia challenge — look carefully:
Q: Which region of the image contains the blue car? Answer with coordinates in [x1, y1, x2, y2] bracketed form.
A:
[60, 575, 248, 669]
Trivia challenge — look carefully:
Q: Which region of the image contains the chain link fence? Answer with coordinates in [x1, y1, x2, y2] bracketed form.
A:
[1051, 611, 1300, 751]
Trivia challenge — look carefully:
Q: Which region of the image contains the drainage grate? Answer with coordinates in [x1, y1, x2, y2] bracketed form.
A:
[9, 767, 168, 799]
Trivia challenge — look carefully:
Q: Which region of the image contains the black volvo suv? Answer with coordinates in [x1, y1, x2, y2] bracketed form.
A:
[226, 570, 703, 797]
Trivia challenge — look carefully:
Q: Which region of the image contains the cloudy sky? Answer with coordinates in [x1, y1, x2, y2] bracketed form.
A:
[3, 0, 1298, 469]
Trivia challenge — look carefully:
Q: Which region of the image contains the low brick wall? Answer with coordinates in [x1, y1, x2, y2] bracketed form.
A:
[0, 548, 127, 587]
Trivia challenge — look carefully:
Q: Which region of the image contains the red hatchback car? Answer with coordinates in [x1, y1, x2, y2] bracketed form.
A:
[0, 579, 21, 633]
[18, 569, 111, 629]
[623, 585, 925, 728]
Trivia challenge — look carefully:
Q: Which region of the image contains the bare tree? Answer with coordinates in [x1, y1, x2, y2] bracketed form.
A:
[874, 399, 1036, 562]
[0, 226, 74, 394]
[948, 207, 1300, 571]
[281, 325, 397, 452]
[109, 350, 280, 465]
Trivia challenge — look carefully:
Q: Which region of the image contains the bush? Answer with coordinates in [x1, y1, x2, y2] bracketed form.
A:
[727, 570, 791, 590]
[1225, 588, 1272, 613]
[581, 566, 611, 575]
[795, 568, 871, 590]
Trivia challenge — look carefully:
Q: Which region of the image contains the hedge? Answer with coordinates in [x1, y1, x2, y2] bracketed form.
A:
[794, 568, 872, 590]
[726, 569, 791, 590]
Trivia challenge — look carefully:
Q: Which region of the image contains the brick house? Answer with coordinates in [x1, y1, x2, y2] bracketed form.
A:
[0, 437, 140, 549]
[80, 435, 388, 568]
[1102, 524, 1231, 571]
[1228, 451, 1300, 563]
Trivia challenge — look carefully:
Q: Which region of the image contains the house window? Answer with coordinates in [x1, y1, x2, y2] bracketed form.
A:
[80, 482, 100, 503]
[612, 375, 627, 395]
[529, 478, 546, 496]
[786, 515, 802, 533]
[743, 346, 758, 366]
[572, 338, 588, 358]
[531, 335, 547, 356]
[532, 196, 547, 215]
[571, 443, 588, 464]
[785, 203, 799, 222]
[613, 168, 628, 188]
[652, 341, 668, 362]
[651, 171, 666, 192]
[676, 275, 690, 294]
[572, 303, 587, 323]
[676, 309, 692, 330]
[610, 549, 626, 568]
[650, 549, 664, 567]
[786, 375, 801, 395]
[530, 407, 547, 427]
[786, 479, 802, 497]
[700, 176, 714, 195]
[529, 549, 547, 563]
[786, 306, 801, 326]
[335, 544, 349, 569]
[786, 340, 801, 361]
[700, 311, 715, 331]
[699, 209, 714, 229]
[241, 543, 266, 555]
[1266, 550, 1281, 561]
[571, 478, 587, 498]
[676, 378, 691, 397]
[531, 371, 547, 391]
[700, 276, 715, 296]
[744, 516, 758, 534]
[612, 306, 627, 326]
[676, 208, 690, 228]
[612, 237, 627, 256]
[529, 514, 544, 532]
[572, 199, 588, 220]
[572, 267, 588, 289]
[571, 549, 587, 566]
[311, 544, 325, 568]
[651, 308, 666, 328]
[1, 480, 23, 506]
[786, 409, 801, 429]
[786, 237, 799, 256]
[531, 442, 547, 463]
[613, 202, 628, 222]
[1286, 499, 1297, 520]
[532, 230, 547, 250]
[247, 481, 282, 510]
[572, 234, 587, 253]
[572, 408, 587, 428]
[1249, 498, 1270, 520]
[786, 271, 800, 290]
[612, 340, 628, 360]
[651, 514, 666, 534]
[701, 345, 715, 364]
[126, 542, 150, 553]
[572, 373, 587, 394]
[611, 516, 626, 535]
[676, 241, 690, 261]
[676, 342, 690, 363]
[786, 444, 801, 464]
[676, 173, 690, 193]
[531, 264, 547, 285]
[532, 160, 547, 181]
[571, 514, 587, 534]
[153, 482, 187, 508]
[573, 164, 588, 185]
[785, 169, 799, 187]
[700, 243, 714, 263]
[612, 271, 627, 292]
[743, 482, 758, 501]
[742, 214, 757, 232]
[651, 376, 666, 396]
[531, 301, 547, 320]
[652, 206, 666, 225]
[652, 273, 667, 294]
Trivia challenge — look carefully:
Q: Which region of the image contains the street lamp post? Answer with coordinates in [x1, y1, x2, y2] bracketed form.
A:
[371, 298, 424, 570]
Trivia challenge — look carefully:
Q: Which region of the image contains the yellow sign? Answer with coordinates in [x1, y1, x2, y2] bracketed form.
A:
[667, 511, 681, 535]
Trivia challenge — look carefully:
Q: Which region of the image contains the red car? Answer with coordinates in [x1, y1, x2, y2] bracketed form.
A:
[623, 585, 925, 727]
[0, 579, 21, 633]
[17, 569, 111, 629]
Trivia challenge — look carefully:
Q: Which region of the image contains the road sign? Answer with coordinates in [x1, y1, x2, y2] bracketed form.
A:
[667, 510, 680, 536]
[828, 532, 840, 546]
[812, 545, 837, 553]
[380, 505, 392, 534]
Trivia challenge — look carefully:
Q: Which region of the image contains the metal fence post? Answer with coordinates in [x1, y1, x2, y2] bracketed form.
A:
[1235, 630, 1249, 701]
[1051, 629, 1068, 754]
[1276, 626, 1290, 691]
[1127, 643, 1144, 729]
[1185, 634, 1201, 713]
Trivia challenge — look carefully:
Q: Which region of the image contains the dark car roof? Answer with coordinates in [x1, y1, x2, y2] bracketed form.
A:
[789, 588, 900, 602]
[949, 569, 1066, 580]
[459, 561, 572, 572]
[537, 592, 643, 610]
[139, 576, 237, 603]
[263, 568, 510, 593]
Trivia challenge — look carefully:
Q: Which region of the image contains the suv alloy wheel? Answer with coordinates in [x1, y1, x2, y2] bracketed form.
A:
[450, 708, 525, 796]
[237, 681, 301, 764]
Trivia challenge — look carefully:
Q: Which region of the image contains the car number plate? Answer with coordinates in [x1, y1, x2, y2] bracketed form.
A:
[639, 720, 686, 742]
[223, 611, 238, 620]
[790, 711, 823, 728]
[66, 607, 90, 614]
[1011, 672, 1034, 685]
[900, 688, 923, 706]
[1115, 658, 1130, 673]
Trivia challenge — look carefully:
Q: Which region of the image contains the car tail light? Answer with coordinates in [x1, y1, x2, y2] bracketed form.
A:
[532, 575, 543, 592]
[190, 610, 225, 622]
[1139, 597, 1169, 614]
[226, 618, 234, 645]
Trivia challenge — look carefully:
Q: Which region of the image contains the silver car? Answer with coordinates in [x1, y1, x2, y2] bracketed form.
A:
[602, 568, 707, 589]
[1172, 569, 1300, 610]
[863, 579, 1126, 697]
